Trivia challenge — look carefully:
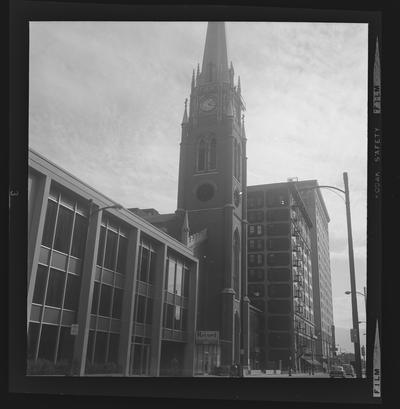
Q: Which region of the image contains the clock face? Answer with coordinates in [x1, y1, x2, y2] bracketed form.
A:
[200, 96, 217, 112]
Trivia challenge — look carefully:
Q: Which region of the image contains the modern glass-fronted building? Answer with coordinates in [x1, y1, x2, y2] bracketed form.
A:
[27, 149, 199, 376]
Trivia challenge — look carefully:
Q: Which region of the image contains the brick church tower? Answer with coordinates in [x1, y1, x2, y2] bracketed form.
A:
[177, 22, 250, 371]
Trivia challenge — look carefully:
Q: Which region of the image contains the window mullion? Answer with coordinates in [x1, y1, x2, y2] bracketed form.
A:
[35, 194, 61, 361]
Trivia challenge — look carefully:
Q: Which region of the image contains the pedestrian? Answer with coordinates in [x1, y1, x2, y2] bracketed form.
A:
[171, 356, 179, 377]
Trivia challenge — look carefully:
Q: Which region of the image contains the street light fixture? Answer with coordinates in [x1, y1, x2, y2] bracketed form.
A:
[345, 287, 367, 317]
[296, 172, 362, 378]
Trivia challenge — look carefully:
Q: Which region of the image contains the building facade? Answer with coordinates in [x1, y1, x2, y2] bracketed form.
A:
[297, 180, 335, 370]
[175, 21, 250, 371]
[27, 149, 199, 376]
[247, 182, 317, 373]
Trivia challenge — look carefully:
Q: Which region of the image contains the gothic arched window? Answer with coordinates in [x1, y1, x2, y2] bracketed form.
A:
[233, 229, 240, 297]
[197, 139, 206, 171]
[209, 137, 217, 170]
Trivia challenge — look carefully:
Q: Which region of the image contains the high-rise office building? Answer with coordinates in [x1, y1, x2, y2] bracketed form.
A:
[297, 180, 335, 370]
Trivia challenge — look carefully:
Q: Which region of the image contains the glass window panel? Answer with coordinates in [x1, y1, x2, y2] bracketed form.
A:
[183, 267, 190, 297]
[267, 300, 291, 314]
[267, 268, 291, 282]
[94, 331, 107, 364]
[175, 263, 183, 295]
[267, 253, 290, 266]
[86, 330, 95, 364]
[108, 333, 119, 364]
[33, 264, 48, 304]
[45, 268, 65, 308]
[164, 304, 174, 329]
[145, 298, 153, 325]
[266, 190, 289, 207]
[248, 269, 264, 282]
[104, 230, 118, 270]
[167, 259, 176, 293]
[116, 236, 127, 274]
[136, 295, 146, 323]
[42, 200, 57, 247]
[64, 273, 81, 311]
[27, 322, 40, 359]
[268, 284, 291, 298]
[53, 206, 74, 254]
[269, 332, 291, 348]
[71, 214, 88, 259]
[97, 226, 106, 266]
[99, 284, 112, 317]
[209, 138, 217, 169]
[91, 281, 100, 314]
[139, 247, 149, 282]
[181, 308, 187, 331]
[132, 344, 142, 375]
[197, 140, 206, 171]
[267, 238, 290, 251]
[38, 324, 58, 362]
[266, 222, 290, 236]
[112, 288, 123, 319]
[57, 326, 74, 363]
[149, 251, 157, 284]
[174, 305, 182, 330]
[266, 208, 290, 222]
[268, 316, 291, 331]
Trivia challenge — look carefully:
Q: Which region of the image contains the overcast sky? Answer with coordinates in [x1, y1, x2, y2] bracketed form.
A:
[29, 21, 368, 352]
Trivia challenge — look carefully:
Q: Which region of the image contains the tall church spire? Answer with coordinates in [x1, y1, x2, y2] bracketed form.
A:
[200, 22, 229, 84]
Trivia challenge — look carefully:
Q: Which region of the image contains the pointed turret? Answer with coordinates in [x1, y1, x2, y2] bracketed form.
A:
[181, 210, 190, 245]
[226, 98, 234, 118]
[181, 98, 189, 125]
[241, 114, 246, 139]
[191, 69, 195, 90]
[199, 22, 229, 84]
[237, 75, 241, 95]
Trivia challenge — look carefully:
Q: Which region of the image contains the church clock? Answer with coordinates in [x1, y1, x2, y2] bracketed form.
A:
[199, 95, 217, 112]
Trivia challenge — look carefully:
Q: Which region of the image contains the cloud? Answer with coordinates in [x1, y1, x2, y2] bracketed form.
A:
[29, 21, 368, 328]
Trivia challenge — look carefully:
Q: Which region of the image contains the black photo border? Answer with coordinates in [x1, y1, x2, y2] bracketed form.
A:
[9, 0, 389, 407]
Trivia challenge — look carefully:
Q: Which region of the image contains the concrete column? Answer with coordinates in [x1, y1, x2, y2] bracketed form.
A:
[242, 298, 250, 371]
[149, 242, 167, 376]
[72, 206, 102, 375]
[27, 174, 51, 325]
[118, 228, 140, 375]
[183, 260, 199, 376]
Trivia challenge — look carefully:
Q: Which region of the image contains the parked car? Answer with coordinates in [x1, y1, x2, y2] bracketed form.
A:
[342, 364, 355, 378]
[329, 365, 345, 378]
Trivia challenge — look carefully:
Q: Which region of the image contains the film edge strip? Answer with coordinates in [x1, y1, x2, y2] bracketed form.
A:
[372, 33, 381, 399]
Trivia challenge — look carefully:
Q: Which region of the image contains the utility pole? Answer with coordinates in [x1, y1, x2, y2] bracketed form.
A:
[343, 172, 362, 378]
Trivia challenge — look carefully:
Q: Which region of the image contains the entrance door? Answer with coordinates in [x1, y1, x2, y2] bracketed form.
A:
[130, 342, 150, 375]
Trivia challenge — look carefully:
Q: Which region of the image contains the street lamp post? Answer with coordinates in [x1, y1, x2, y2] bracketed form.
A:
[343, 172, 362, 379]
[345, 289, 367, 318]
[88, 199, 123, 218]
[295, 172, 362, 378]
